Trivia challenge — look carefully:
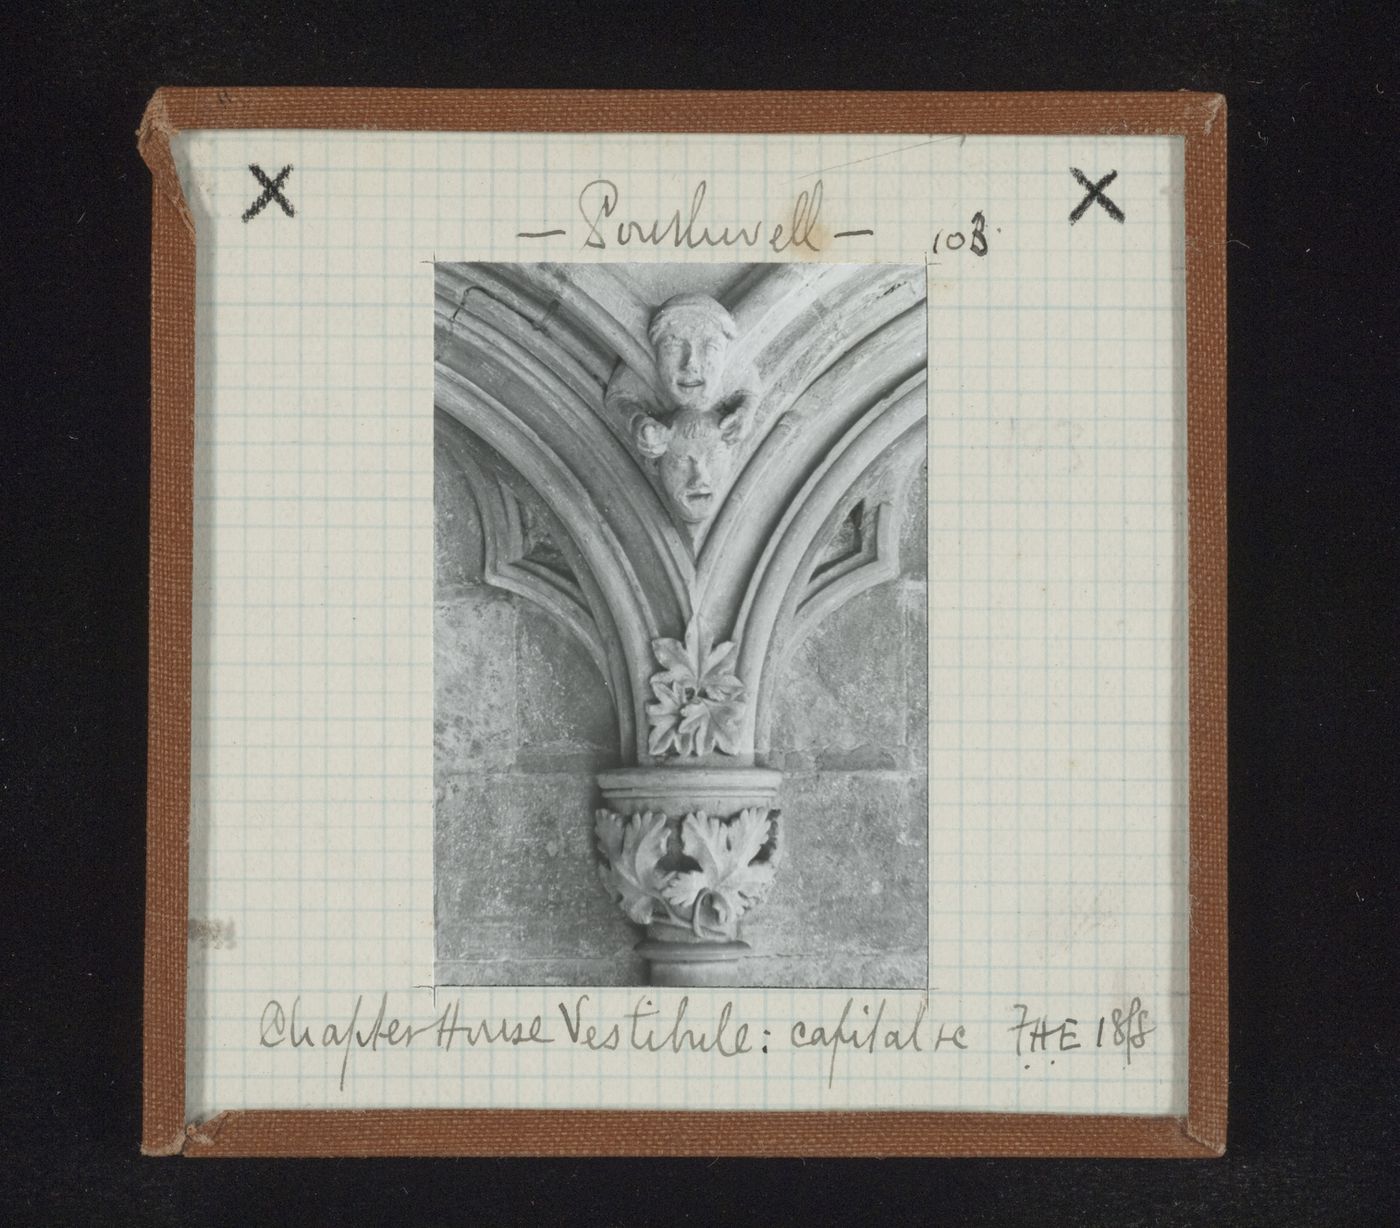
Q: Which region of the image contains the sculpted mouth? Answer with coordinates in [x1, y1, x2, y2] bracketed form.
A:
[677, 379, 705, 388]
[684, 489, 713, 502]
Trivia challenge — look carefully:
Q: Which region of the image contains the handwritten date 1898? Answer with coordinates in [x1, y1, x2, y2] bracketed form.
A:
[1010, 997, 1156, 1066]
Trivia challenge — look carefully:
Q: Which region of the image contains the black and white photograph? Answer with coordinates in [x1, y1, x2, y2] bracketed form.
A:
[434, 263, 930, 989]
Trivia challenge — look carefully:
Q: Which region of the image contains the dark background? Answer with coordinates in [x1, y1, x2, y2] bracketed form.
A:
[4, 2, 1396, 1223]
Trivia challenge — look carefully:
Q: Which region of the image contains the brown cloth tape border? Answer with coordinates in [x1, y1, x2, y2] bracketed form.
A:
[140, 89, 1226, 1158]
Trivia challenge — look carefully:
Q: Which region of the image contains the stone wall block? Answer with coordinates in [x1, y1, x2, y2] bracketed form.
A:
[770, 585, 909, 770]
[902, 580, 929, 769]
[433, 591, 517, 775]
[435, 773, 638, 973]
[515, 604, 620, 772]
[739, 952, 927, 990]
[434, 955, 648, 987]
[743, 772, 928, 982]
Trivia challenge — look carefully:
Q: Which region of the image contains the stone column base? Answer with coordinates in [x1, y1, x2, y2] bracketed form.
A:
[636, 938, 751, 987]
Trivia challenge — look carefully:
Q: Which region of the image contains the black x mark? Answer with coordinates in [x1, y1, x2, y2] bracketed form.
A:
[1069, 167, 1124, 225]
[242, 164, 295, 222]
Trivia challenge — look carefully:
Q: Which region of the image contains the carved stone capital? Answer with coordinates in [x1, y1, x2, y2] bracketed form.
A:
[595, 767, 781, 984]
[593, 806, 780, 938]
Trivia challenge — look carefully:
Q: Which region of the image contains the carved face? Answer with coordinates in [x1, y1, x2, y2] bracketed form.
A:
[653, 315, 730, 413]
[657, 412, 736, 525]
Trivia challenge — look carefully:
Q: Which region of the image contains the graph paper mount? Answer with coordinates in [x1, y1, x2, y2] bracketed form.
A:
[139, 88, 1226, 1158]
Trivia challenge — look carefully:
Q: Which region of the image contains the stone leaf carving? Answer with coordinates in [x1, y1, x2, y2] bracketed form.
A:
[594, 806, 780, 940]
[662, 807, 779, 939]
[594, 809, 672, 925]
[646, 614, 746, 758]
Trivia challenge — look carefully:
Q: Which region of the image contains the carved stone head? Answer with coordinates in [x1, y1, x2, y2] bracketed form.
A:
[634, 408, 742, 526]
[648, 293, 737, 414]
